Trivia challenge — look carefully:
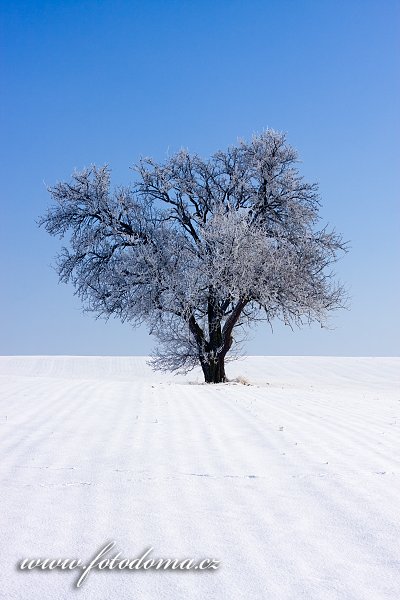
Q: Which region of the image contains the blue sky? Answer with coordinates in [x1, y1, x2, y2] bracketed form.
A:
[1, 0, 399, 356]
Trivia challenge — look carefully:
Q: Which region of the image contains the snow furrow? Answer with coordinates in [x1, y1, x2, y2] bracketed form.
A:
[1, 356, 399, 600]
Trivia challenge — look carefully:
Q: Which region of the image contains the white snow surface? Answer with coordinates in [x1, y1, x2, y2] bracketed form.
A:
[1, 355, 399, 599]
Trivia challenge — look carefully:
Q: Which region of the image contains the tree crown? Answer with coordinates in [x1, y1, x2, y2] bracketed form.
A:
[40, 130, 347, 379]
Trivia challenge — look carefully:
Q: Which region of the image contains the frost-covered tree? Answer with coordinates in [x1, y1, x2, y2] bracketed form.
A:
[40, 131, 347, 383]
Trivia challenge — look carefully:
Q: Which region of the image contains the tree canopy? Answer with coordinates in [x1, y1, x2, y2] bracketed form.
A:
[40, 130, 347, 382]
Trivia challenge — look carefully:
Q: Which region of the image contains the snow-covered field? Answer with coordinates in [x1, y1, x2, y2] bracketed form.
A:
[1, 355, 399, 599]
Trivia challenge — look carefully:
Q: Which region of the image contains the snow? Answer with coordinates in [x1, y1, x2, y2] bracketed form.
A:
[1, 355, 399, 599]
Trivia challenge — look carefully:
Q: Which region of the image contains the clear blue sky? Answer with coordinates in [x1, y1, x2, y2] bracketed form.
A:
[1, 0, 399, 356]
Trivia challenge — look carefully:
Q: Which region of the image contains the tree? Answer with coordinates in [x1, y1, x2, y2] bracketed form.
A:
[40, 130, 347, 383]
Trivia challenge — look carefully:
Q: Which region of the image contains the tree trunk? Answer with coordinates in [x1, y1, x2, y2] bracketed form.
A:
[190, 294, 247, 383]
[201, 355, 227, 384]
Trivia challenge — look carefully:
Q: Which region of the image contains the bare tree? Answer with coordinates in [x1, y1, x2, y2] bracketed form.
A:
[39, 130, 347, 383]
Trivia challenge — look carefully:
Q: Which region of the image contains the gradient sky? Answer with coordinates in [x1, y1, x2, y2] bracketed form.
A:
[1, 0, 399, 357]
